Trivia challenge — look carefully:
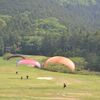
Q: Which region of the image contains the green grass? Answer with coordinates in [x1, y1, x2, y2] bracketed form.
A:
[0, 56, 100, 100]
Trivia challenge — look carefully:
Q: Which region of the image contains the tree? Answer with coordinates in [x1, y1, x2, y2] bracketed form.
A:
[0, 18, 7, 29]
[0, 37, 4, 55]
[34, 17, 67, 36]
[41, 33, 60, 56]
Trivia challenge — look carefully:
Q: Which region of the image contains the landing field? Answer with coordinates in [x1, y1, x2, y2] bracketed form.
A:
[0, 57, 100, 100]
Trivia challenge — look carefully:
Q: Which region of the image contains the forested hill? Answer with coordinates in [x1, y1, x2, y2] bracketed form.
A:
[0, 0, 100, 71]
[0, 0, 100, 32]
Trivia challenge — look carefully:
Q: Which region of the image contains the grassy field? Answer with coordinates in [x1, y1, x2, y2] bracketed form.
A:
[0, 56, 100, 100]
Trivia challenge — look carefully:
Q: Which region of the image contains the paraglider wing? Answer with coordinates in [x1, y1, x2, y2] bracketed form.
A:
[44, 56, 75, 71]
[35, 62, 41, 68]
[7, 54, 26, 60]
[17, 59, 41, 68]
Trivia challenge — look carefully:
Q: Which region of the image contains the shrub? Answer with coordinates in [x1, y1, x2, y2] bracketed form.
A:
[70, 57, 87, 71]
[43, 63, 71, 73]
[3, 52, 12, 60]
[86, 53, 100, 71]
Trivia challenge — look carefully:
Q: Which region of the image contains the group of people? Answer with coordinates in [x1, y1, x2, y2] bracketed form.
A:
[16, 71, 67, 88]
[16, 71, 29, 80]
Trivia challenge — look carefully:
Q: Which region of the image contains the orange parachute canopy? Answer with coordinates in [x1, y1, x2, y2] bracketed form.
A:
[44, 56, 75, 72]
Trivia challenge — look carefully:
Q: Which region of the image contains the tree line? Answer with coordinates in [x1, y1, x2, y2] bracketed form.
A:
[0, 14, 100, 71]
[0, 0, 100, 71]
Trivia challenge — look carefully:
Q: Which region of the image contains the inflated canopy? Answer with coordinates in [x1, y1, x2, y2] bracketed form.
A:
[7, 54, 26, 60]
[16, 59, 41, 68]
[44, 56, 75, 72]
